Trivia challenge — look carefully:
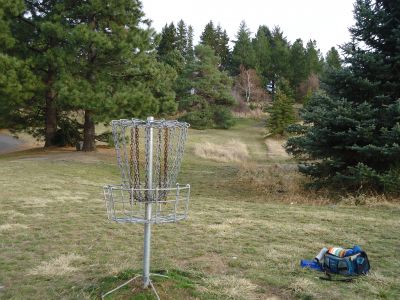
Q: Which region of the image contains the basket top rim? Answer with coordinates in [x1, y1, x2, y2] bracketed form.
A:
[111, 118, 190, 129]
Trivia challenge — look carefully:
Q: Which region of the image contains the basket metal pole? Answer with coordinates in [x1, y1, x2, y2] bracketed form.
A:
[143, 116, 154, 288]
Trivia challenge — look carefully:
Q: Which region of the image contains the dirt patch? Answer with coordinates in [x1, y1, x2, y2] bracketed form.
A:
[265, 139, 290, 159]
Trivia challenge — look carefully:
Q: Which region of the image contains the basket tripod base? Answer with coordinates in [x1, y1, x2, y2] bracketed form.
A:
[101, 272, 168, 300]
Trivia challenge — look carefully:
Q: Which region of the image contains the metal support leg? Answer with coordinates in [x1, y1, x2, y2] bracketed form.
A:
[101, 273, 168, 300]
[143, 205, 152, 288]
[143, 116, 154, 288]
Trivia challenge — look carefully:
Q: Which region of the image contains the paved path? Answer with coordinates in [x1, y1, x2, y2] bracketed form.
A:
[0, 134, 24, 154]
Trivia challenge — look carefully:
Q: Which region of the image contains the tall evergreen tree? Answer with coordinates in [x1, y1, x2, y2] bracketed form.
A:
[57, 0, 176, 151]
[177, 45, 235, 129]
[176, 20, 188, 58]
[325, 46, 342, 69]
[158, 22, 177, 57]
[200, 21, 230, 69]
[200, 21, 218, 50]
[231, 21, 256, 74]
[286, 0, 400, 193]
[305, 40, 324, 75]
[0, 1, 37, 129]
[268, 26, 291, 97]
[289, 39, 308, 92]
[215, 25, 230, 70]
[7, 0, 72, 146]
[157, 22, 184, 73]
[186, 25, 194, 62]
[253, 25, 271, 85]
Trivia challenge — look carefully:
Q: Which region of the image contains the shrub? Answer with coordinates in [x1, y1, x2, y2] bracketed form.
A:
[212, 106, 236, 129]
[267, 89, 296, 136]
[181, 106, 235, 130]
[180, 109, 213, 130]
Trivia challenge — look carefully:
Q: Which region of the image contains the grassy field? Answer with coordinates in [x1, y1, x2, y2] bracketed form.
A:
[0, 119, 399, 299]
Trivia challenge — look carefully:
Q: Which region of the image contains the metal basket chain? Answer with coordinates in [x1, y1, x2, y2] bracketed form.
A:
[135, 127, 143, 200]
[174, 127, 188, 184]
[167, 127, 185, 188]
[121, 125, 132, 188]
[166, 127, 177, 187]
[156, 127, 163, 200]
[112, 124, 127, 187]
[130, 126, 143, 201]
[130, 127, 135, 188]
[163, 127, 169, 194]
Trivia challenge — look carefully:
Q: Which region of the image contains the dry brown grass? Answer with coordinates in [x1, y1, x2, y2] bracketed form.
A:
[0, 223, 28, 232]
[232, 162, 335, 204]
[29, 253, 84, 276]
[289, 278, 316, 295]
[193, 139, 249, 163]
[265, 139, 290, 159]
[235, 163, 304, 198]
[205, 275, 258, 299]
[233, 108, 265, 119]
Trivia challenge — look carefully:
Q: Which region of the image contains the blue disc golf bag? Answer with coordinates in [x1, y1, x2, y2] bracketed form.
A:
[322, 251, 370, 276]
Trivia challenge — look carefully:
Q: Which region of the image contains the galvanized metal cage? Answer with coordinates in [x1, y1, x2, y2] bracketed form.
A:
[104, 118, 190, 224]
[103, 183, 190, 224]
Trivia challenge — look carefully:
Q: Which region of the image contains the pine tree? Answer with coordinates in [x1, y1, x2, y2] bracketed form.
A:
[6, 0, 73, 146]
[325, 47, 342, 69]
[200, 22, 230, 70]
[286, 0, 400, 193]
[200, 21, 218, 50]
[231, 21, 256, 74]
[157, 22, 184, 73]
[267, 27, 291, 98]
[253, 25, 271, 85]
[176, 20, 188, 58]
[289, 39, 308, 94]
[178, 45, 235, 129]
[215, 25, 230, 70]
[0, 1, 37, 129]
[158, 23, 177, 57]
[267, 88, 296, 136]
[186, 25, 194, 62]
[57, 0, 177, 151]
[305, 40, 324, 75]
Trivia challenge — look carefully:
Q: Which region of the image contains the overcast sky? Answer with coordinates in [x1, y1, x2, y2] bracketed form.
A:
[141, 0, 356, 56]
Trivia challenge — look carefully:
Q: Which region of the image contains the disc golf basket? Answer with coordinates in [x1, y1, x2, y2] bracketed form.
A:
[102, 117, 190, 299]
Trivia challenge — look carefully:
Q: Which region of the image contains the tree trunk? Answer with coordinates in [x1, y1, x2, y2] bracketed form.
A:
[246, 69, 251, 102]
[83, 109, 96, 151]
[44, 72, 57, 147]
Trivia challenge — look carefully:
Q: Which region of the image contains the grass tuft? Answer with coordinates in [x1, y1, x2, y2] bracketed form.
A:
[194, 139, 249, 163]
[0, 223, 28, 231]
[29, 254, 84, 276]
[205, 275, 258, 299]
